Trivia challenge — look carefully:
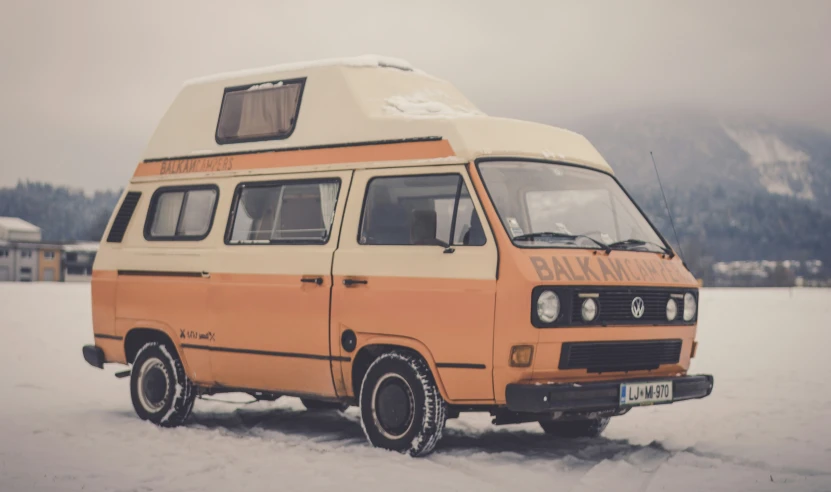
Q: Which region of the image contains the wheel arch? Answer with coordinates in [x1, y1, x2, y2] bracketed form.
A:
[123, 324, 182, 366]
[348, 335, 450, 403]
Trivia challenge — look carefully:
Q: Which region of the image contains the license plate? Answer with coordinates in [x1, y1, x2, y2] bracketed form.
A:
[619, 381, 673, 406]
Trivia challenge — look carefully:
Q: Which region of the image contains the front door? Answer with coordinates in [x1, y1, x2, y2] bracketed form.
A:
[331, 165, 498, 402]
[208, 171, 351, 396]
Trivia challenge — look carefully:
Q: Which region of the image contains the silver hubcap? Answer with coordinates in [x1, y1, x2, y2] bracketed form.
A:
[137, 357, 169, 413]
[371, 373, 415, 440]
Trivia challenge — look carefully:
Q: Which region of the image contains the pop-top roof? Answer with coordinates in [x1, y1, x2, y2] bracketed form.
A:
[142, 55, 612, 173]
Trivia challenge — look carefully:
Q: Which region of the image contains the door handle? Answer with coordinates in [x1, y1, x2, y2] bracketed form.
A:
[301, 277, 324, 285]
[343, 278, 368, 287]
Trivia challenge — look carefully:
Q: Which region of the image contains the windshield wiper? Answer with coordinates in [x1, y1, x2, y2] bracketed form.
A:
[607, 239, 674, 257]
[513, 232, 611, 254]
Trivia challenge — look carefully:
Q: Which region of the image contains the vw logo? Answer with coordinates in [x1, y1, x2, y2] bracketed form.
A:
[631, 297, 645, 319]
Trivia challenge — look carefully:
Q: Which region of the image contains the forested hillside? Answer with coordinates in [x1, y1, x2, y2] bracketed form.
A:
[0, 182, 120, 242]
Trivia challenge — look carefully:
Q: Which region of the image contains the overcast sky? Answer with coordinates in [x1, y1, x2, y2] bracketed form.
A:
[1, 0, 829, 191]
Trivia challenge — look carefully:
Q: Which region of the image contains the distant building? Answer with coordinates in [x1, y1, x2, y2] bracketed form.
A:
[712, 259, 827, 287]
[62, 242, 99, 282]
[0, 217, 44, 282]
[0, 217, 82, 282]
[0, 217, 42, 242]
[38, 245, 62, 281]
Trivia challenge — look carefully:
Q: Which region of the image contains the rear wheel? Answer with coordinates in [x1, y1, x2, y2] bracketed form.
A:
[130, 342, 195, 427]
[539, 417, 610, 438]
[359, 351, 447, 457]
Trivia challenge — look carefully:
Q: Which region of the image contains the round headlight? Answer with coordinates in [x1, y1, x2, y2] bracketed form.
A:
[683, 293, 697, 321]
[666, 299, 678, 321]
[581, 298, 598, 322]
[537, 291, 560, 323]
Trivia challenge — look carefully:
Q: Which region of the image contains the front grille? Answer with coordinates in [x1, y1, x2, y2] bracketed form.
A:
[570, 288, 689, 325]
[559, 339, 683, 373]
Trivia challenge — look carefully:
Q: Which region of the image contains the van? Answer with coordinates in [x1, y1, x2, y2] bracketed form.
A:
[82, 56, 713, 457]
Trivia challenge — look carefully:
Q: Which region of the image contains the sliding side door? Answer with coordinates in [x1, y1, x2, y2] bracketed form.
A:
[206, 171, 351, 397]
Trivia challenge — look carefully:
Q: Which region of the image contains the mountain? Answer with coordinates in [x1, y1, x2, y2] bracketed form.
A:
[572, 110, 831, 281]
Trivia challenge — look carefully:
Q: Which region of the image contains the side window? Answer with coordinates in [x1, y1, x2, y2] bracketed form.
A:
[359, 174, 486, 246]
[227, 179, 340, 244]
[453, 185, 486, 246]
[146, 186, 218, 240]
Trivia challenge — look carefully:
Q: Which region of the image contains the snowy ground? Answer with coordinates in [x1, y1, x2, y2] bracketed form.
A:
[1, 284, 830, 491]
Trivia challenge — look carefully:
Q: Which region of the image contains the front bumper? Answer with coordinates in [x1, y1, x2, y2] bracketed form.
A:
[82, 345, 105, 369]
[505, 374, 714, 413]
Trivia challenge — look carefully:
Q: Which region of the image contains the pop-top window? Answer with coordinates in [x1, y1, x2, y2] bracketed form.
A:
[216, 79, 304, 144]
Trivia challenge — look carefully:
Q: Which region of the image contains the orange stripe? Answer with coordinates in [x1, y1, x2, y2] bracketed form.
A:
[133, 139, 455, 178]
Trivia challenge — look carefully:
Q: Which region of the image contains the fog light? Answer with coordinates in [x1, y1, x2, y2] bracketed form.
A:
[666, 299, 678, 321]
[581, 298, 598, 322]
[510, 345, 534, 367]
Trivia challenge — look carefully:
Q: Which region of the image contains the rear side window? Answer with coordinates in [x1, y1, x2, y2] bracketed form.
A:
[145, 186, 218, 241]
[226, 179, 340, 244]
[359, 174, 486, 246]
[216, 79, 304, 144]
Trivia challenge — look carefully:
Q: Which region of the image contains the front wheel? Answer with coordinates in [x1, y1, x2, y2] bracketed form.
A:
[359, 352, 447, 457]
[539, 417, 610, 438]
[130, 342, 196, 427]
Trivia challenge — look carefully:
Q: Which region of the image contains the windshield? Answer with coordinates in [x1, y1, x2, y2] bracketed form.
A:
[478, 161, 667, 252]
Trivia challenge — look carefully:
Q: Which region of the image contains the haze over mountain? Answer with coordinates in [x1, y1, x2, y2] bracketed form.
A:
[573, 110, 831, 278]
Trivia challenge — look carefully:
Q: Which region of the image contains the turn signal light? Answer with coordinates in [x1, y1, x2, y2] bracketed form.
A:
[510, 345, 534, 367]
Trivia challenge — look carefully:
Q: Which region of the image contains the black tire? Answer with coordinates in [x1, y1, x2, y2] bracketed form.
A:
[301, 398, 349, 412]
[539, 417, 610, 438]
[359, 351, 447, 457]
[130, 342, 196, 427]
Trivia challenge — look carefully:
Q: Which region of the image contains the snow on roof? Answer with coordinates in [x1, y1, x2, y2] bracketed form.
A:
[184, 55, 416, 86]
[62, 242, 100, 253]
[383, 91, 486, 118]
[0, 217, 41, 232]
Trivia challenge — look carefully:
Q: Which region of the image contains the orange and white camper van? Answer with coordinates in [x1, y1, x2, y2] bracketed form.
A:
[83, 56, 713, 456]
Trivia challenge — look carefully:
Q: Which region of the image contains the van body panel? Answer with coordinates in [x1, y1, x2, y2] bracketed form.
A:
[465, 166, 700, 403]
[331, 165, 498, 403]
[91, 270, 117, 337]
[205, 170, 353, 396]
[94, 335, 126, 365]
[115, 276, 214, 383]
[206, 272, 336, 395]
[332, 275, 497, 402]
[338, 333, 450, 401]
[133, 139, 456, 179]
